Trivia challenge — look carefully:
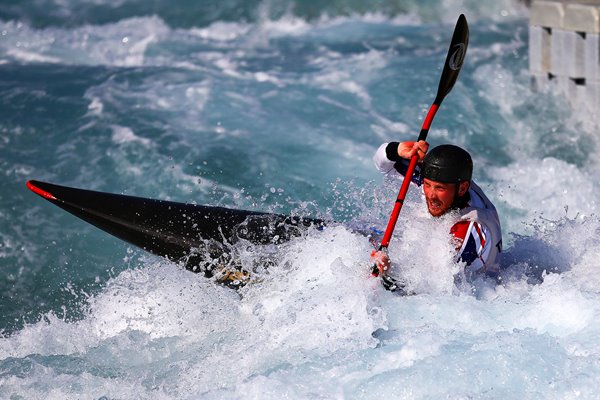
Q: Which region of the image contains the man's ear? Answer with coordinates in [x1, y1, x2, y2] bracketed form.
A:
[458, 181, 470, 196]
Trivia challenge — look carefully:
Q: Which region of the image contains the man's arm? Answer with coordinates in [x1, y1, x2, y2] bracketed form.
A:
[373, 141, 429, 176]
[373, 143, 399, 174]
[373, 141, 429, 171]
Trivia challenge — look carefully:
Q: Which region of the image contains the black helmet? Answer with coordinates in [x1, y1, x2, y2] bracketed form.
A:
[421, 144, 472, 183]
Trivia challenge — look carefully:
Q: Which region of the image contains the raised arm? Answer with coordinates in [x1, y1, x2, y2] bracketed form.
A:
[373, 140, 429, 176]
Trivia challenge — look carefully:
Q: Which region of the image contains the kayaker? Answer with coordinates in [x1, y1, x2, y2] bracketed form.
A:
[371, 140, 502, 290]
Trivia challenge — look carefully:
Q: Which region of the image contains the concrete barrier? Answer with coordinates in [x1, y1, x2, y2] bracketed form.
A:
[529, 0, 600, 126]
[586, 33, 600, 82]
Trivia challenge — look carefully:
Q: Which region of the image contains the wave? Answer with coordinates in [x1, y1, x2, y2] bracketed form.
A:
[1, 213, 599, 398]
[0, 0, 528, 29]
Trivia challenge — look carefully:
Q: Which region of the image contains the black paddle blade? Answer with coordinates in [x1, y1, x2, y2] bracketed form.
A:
[434, 14, 469, 105]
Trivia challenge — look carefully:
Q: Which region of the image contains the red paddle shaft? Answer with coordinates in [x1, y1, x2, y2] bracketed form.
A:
[379, 103, 439, 249]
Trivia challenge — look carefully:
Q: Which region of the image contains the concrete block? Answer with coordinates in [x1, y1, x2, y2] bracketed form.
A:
[565, 30, 586, 78]
[550, 29, 569, 76]
[564, 3, 600, 34]
[529, 25, 550, 73]
[531, 0, 565, 29]
[585, 33, 600, 82]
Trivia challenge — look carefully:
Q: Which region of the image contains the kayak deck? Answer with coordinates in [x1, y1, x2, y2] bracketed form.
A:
[27, 180, 324, 286]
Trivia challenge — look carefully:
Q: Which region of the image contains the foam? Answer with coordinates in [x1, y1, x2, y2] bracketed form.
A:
[492, 157, 599, 236]
[0, 226, 385, 396]
[2, 215, 600, 397]
[0, 17, 169, 67]
[110, 125, 153, 147]
[190, 22, 252, 42]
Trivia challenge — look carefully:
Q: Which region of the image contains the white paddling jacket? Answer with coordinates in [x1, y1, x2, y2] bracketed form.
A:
[374, 143, 503, 277]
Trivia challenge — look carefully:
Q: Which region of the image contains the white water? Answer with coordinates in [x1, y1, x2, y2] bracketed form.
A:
[3, 201, 600, 398]
[2, 2, 600, 398]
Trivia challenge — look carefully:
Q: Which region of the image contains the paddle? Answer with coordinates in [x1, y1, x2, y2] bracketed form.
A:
[373, 14, 469, 281]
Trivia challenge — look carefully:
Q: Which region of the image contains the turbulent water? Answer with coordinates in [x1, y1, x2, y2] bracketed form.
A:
[2, 0, 600, 398]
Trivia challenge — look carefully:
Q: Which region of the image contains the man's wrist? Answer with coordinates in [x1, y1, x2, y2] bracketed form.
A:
[385, 142, 402, 161]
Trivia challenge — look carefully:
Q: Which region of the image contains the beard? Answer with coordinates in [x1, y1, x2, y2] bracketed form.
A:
[426, 198, 447, 217]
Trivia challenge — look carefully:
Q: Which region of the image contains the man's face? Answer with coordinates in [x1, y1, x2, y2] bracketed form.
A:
[422, 178, 469, 217]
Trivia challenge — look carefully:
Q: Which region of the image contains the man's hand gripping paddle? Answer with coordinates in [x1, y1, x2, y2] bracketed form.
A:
[372, 14, 469, 286]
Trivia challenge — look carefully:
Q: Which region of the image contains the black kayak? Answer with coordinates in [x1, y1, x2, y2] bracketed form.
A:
[27, 180, 325, 284]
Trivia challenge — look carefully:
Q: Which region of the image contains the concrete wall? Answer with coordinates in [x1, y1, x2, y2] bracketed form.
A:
[529, 0, 600, 126]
